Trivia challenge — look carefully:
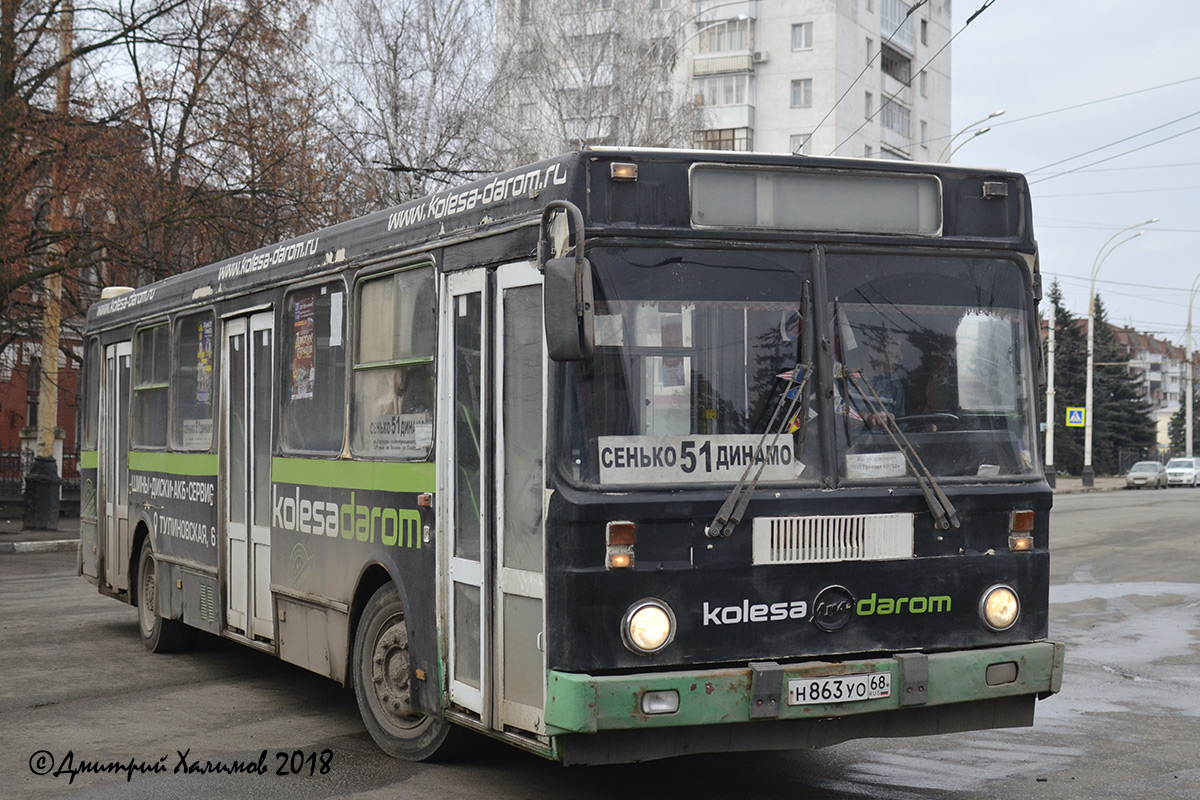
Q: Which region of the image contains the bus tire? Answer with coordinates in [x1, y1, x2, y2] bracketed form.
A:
[137, 539, 190, 653]
[353, 583, 461, 761]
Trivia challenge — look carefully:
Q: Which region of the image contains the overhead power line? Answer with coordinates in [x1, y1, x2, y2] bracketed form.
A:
[1035, 186, 1200, 199]
[985, 76, 1200, 132]
[1027, 109, 1200, 176]
[1029, 122, 1200, 184]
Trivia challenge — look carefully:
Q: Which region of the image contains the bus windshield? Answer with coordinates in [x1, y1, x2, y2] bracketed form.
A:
[557, 246, 1040, 488]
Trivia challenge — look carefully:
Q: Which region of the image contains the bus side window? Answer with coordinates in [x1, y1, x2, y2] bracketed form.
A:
[171, 313, 215, 451]
[281, 283, 347, 454]
[131, 323, 170, 448]
[351, 265, 436, 460]
[82, 338, 101, 450]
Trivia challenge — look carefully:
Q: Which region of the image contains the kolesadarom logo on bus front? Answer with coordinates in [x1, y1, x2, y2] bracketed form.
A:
[271, 485, 422, 549]
[700, 588, 953, 630]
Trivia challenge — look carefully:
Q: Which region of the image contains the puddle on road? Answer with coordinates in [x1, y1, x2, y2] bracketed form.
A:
[816, 580, 1200, 798]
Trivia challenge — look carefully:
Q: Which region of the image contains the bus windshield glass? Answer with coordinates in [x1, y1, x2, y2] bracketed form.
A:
[557, 247, 1040, 488]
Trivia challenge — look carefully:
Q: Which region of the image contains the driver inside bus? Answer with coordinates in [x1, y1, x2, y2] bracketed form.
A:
[848, 336, 906, 430]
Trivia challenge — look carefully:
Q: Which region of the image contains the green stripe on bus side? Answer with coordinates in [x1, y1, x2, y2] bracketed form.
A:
[271, 458, 436, 493]
[80, 450, 98, 469]
[128, 451, 219, 475]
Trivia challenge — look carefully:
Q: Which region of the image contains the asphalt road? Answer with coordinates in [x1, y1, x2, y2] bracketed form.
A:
[3, 489, 1198, 799]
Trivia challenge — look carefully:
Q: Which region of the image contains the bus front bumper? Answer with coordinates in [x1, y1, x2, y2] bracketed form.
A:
[545, 641, 1064, 736]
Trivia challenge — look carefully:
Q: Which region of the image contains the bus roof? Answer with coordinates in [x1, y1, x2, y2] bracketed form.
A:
[86, 149, 1033, 331]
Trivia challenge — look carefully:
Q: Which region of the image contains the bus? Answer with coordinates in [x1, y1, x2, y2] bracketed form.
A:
[78, 148, 1062, 765]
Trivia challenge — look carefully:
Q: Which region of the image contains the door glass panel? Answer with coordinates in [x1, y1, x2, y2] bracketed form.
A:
[229, 335, 247, 525]
[454, 293, 483, 561]
[252, 328, 273, 527]
[502, 286, 543, 573]
[503, 594, 543, 707]
[117, 355, 130, 507]
[454, 583, 481, 689]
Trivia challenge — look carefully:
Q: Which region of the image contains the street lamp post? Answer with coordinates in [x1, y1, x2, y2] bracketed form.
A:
[1045, 318, 1056, 487]
[945, 127, 992, 160]
[1082, 219, 1158, 486]
[938, 109, 1004, 161]
[1186, 273, 1200, 457]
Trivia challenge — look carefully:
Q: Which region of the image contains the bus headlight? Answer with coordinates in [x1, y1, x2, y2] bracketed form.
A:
[979, 584, 1020, 631]
[622, 599, 675, 654]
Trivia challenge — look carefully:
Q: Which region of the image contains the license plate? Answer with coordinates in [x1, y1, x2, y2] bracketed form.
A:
[787, 672, 891, 705]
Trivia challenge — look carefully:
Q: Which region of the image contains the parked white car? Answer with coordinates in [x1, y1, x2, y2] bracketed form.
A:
[1125, 461, 1168, 489]
[1165, 457, 1200, 487]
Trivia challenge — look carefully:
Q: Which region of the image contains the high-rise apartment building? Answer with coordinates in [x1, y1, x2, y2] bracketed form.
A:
[494, 0, 953, 164]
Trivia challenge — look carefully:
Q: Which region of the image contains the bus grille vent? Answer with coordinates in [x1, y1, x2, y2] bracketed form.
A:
[199, 582, 216, 623]
[752, 513, 914, 565]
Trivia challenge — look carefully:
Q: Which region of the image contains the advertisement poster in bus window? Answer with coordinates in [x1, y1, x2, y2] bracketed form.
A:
[293, 294, 315, 400]
[181, 318, 216, 449]
[196, 318, 213, 404]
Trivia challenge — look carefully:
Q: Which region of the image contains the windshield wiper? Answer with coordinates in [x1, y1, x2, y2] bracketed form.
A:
[843, 369, 960, 530]
[707, 282, 813, 539]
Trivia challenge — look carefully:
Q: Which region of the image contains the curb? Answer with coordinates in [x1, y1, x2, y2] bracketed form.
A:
[0, 540, 80, 554]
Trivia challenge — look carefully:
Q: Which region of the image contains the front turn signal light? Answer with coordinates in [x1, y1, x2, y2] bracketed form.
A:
[1009, 510, 1034, 552]
[606, 521, 635, 569]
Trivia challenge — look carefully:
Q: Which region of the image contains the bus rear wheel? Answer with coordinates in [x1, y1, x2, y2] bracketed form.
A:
[137, 539, 190, 653]
[353, 583, 460, 761]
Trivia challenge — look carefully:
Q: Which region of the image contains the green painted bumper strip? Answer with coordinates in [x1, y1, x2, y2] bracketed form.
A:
[545, 641, 1064, 736]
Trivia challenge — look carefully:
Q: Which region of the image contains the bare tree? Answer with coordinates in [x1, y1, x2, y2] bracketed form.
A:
[492, 0, 704, 167]
[0, 0, 192, 352]
[322, 0, 495, 209]
[93, 0, 343, 288]
[1, 0, 344, 316]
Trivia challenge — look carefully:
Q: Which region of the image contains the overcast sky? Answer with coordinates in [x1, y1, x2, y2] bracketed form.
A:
[949, 0, 1200, 345]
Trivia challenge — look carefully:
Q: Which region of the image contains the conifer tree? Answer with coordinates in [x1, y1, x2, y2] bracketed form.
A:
[1091, 295, 1156, 473]
[1168, 392, 1200, 454]
[1041, 282, 1087, 474]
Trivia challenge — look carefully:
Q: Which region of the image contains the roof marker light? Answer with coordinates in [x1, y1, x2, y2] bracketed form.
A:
[610, 162, 638, 181]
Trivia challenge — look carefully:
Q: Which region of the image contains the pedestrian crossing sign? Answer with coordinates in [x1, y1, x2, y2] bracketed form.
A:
[1066, 407, 1085, 427]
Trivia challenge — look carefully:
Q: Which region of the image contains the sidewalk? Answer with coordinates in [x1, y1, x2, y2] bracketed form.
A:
[0, 508, 81, 554]
[0, 476, 1127, 554]
[1049, 475, 1127, 494]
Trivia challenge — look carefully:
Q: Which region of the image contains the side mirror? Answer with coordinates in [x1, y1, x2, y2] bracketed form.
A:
[538, 201, 594, 361]
[544, 255, 594, 361]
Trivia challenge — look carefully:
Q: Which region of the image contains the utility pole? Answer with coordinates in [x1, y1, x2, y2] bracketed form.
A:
[1187, 273, 1200, 457]
[24, 0, 72, 529]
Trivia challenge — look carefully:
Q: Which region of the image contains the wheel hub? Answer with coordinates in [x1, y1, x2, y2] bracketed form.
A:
[371, 623, 414, 720]
[140, 557, 156, 630]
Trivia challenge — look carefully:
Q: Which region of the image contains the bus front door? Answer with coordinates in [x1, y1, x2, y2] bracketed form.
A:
[100, 341, 131, 592]
[222, 312, 275, 642]
[442, 262, 546, 736]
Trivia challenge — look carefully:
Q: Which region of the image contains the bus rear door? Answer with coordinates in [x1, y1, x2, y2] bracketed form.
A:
[100, 341, 131, 592]
[222, 311, 275, 641]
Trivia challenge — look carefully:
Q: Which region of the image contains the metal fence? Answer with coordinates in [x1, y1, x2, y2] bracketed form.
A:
[0, 447, 80, 503]
[1116, 447, 1154, 475]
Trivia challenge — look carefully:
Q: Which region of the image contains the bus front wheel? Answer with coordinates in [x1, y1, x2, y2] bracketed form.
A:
[137, 539, 190, 653]
[353, 583, 460, 761]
